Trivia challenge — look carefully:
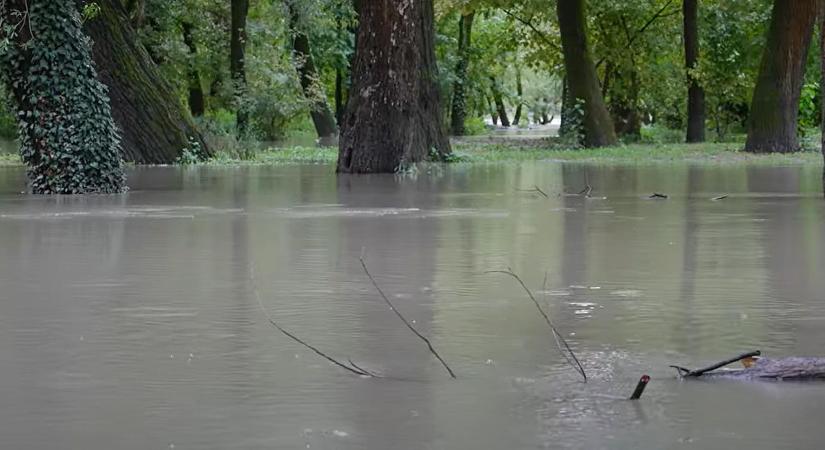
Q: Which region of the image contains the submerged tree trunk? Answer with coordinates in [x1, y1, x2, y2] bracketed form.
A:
[231, 0, 249, 134]
[84, 0, 210, 163]
[286, 2, 338, 142]
[490, 77, 510, 127]
[745, 0, 818, 153]
[683, 0, 706, 143]
[556, 0, 617, 147]
[451, 11, 475, 135]
[1, 0, 126, 193]
[182, 22, 205, 117]
[337, 0, 451, 173]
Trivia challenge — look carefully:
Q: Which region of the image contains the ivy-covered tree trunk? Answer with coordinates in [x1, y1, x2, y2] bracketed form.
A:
[608, 66, 641, 140]
[231, 0, 249, 134]
[337, 0, 451, 173]
[821, 5, 825, 194]
[83, 0, 210, 163]
[450, 10, 474, 136]
[182, 22, 205, 117]
[490, 77, 510, 127]
[286, 1, 338, 143]
[745, 0, 818, 153]
[0, 0, 125, 193]
[683, 0, 705, 143]
[556, 0, 617, 147]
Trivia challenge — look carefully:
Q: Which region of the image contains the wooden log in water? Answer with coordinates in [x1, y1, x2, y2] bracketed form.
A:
[698, 357, 825, 381]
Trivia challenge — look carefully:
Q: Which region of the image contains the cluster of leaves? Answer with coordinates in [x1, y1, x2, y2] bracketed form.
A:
[0, 0, 125, 194]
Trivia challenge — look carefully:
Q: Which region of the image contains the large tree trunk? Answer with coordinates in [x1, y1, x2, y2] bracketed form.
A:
[337, 0, 451, 173]
[683, 0, 706, 143]
[450, 11, 475, 136]
[1, 0, 126, 193]
[231, 0, 249, 134]
[182, 22, 205, 117]
[83, 0, 209, 164]
[556, 0, 617, 147]
[286, 1, 338, 142]
[490, 77, 510, 127]
[609, 66, 642, 139]
[745, 0, 818, 153]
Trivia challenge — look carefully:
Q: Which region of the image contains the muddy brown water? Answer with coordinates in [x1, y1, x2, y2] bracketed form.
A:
[1, 162, 824, 449]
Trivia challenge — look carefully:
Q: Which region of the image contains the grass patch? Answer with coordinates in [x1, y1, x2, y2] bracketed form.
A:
[204, 142, 822, 166]
[0, 153, 20, 166]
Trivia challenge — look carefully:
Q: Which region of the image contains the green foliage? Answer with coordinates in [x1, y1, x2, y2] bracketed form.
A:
[0, 0, 126, 194]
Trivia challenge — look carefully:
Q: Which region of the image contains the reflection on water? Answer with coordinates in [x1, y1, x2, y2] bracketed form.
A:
[1, 162, 824, 449]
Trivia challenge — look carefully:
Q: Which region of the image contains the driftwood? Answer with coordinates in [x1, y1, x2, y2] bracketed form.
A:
[672, 351, 825, 381]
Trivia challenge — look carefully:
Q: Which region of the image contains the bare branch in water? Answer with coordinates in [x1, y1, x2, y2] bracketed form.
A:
[251, 266, 378, 378]
[360, 257, 457, 379]
[675, 350, 761, 378]
[487, 268, 587, 382]
[517, 186, 549, 198]
[712, 194, 729, 201]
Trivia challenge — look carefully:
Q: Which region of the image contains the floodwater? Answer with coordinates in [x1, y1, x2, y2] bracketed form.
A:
[1, 162, 825, 449]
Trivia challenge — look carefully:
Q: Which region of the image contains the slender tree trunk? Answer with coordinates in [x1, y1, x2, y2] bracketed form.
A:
[1, 0, 125, 193]
[182, 22, 205, 117]
[490, 77, 510, 127]
[231, 0, 249, 134]
[84, 0, 210, 163]
[487, 95, 498, 125]
[286, 2, 338, 141]
[337, 0, 451, 173]
[684, 0, 706, 142]
[745, 0, 818, 153]
[451, 11, 475, 135]
[556, 0, 617, 147]
[820, 4, 825, 195]
[513, 67, 523, 126]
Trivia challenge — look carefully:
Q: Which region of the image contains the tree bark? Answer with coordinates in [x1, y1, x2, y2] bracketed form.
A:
[556, 0, 617, 147]
[286, 1, 338, 142]
[231, 0, 249, 134]
[337, 0, 451, 173]
[83, 0, 210, 163]
[182, 22, 205, 117]
[450, 11, 474, 135]
[683, 0, 705, 143]
[745, 0, 818, 153]
[490, 76, 510, 127]
[513, 67, 523, 126]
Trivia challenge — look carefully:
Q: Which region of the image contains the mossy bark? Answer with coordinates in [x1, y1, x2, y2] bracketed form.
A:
[556, 0, 617, 147]
[745, 0, 818, 153]
[450, 11, 474, 136]
[286, 1, 338, 142]
[337, 0, 451, 173]
[83, 0, 209, 163]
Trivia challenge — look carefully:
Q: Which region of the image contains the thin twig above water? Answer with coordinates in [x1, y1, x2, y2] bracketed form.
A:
[360, 257, 457, 379]
[488, 269, 587, 382]
[251, 266, 378, 378]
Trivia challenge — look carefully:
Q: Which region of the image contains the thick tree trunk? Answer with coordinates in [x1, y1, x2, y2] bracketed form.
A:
[556, 0, 617, 147]
[451, 11, 474, 136]
[745, 0, 818, 153]
[490, 77, 510, 127]
[337, 0, 451, 173]
[559, 76, 574, 133]
[821, 6, 825, 196]
[683, 0, 706, 143]
[1, 0, 125, 193]
[609, 67, 642, 139]
[182, 22, 205, 117]
[83, 0, 210, 163]
[286, 2, 338, 142]
[231, 0, 249, 134]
